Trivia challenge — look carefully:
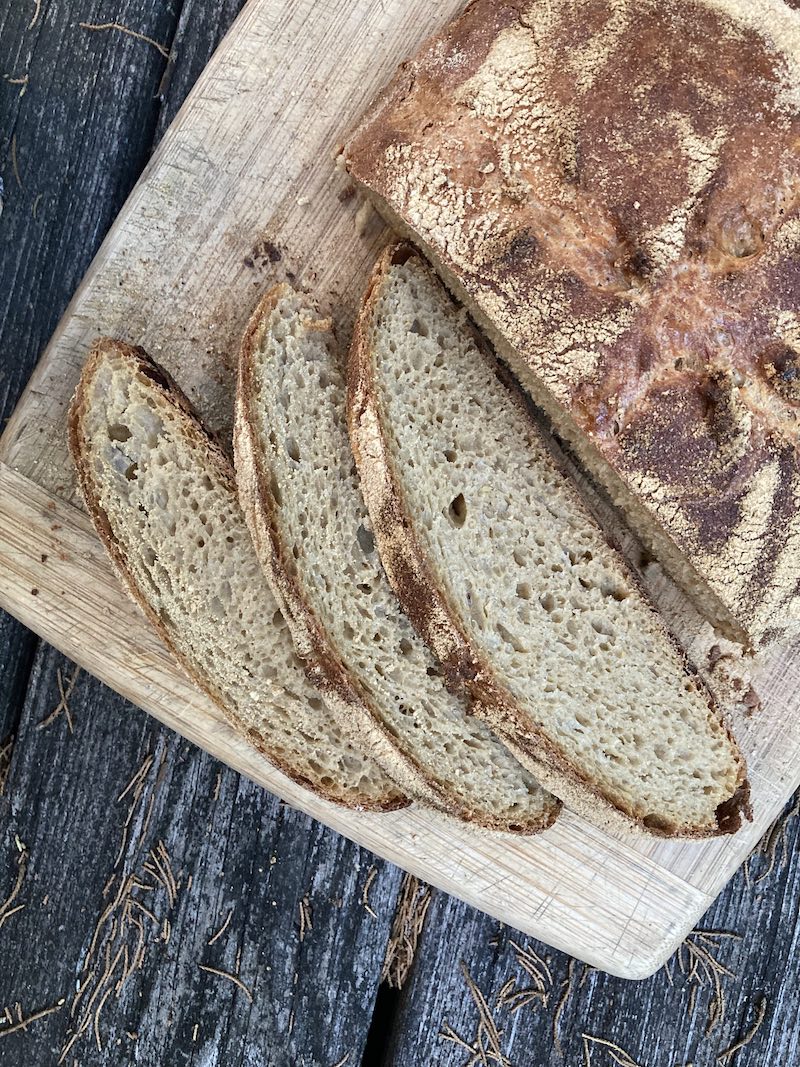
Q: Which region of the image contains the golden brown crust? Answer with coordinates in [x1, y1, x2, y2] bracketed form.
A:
[68, 337, 407, 814]
[235, 287, 558, 834]
[345, 0, 800, 648]
[348, 244, 751, 837]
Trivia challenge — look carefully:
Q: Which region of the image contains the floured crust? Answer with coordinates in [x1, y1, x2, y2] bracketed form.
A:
[345, 0, 800, 648]
[235, 287, 559, 833]
[348, 244, 751, 838]
[69, 338, 407, 814]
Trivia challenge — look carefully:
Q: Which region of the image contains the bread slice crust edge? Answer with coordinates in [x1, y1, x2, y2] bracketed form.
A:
[69, 337, 407, 814]
[347, 244, 751, 839]
[234, 286, 560, 834]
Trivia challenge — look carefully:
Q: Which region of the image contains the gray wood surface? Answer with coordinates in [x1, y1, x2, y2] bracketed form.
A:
[0, 644, 403, 1065]
[385, 817, 800, 1067]
[2, 0, 800, 1064]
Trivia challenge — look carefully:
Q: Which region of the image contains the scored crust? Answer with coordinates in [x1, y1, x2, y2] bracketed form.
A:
[68, 338, 407, 813]
[348, 244, 751, 838]
[344, 0, 800, 648]
[235, 286, 560, 833]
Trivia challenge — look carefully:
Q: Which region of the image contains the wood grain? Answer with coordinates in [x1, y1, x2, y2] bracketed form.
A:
[387, 845, 798, 1067]
[1, 0, 800, 979]
[0, 642, 402, 1064]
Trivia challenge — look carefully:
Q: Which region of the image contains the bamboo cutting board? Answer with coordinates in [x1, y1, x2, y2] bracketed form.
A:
[1, 0, 799, 980]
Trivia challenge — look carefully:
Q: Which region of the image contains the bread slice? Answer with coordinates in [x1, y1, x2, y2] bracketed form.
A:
[234, 285, 559, 833]
[69, 338, 406, 812]
[349, 246, 751, 837]
[344, 0, 800, 649]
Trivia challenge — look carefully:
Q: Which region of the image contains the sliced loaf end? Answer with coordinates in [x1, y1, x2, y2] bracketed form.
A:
[349, 244, 751, 838]
[69, 337, 406, 813]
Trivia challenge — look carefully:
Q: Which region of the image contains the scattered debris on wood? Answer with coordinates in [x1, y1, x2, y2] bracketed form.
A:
[208, 907, 233, 947]
[328, 1053, 351, 1067]
[58, 748, 179, 1063]
[717, 997, 767, 1063]
[0, 844, 28, 932]
[4, 73, 28, 99]
[497, 940, 552, 1015]
[380, 873, 432, 989]
[361, 866, 378, 919]
[298, 896, 312, 943]
[198, 964, 253, 1003]
[143, 840, 178, 908]
[0, 998, 65, 1040]
[582, 1033, 644, 1067]
[746, 793, 800, 886]
[0, 732, 14, 796]
[672, 930, 741, 1035]
[440, 961, 511, 1067]
[552, 958, 579, 1057]
[10, 135, 23, 190]
[78, 22, 170, 59]
[37, 665, 80, 732]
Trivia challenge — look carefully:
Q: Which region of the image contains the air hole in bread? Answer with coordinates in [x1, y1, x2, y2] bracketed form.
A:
[444, 449, 457, 463]
[108, 423, 131, 442]
[356, 524, 375, 554]
[409, 317, 429, 337]
[448, 493, 467, 527]
[286, 437, 301, 462]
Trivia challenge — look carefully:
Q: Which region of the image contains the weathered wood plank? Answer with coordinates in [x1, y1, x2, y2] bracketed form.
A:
[153, 0, 247, 143]
[386, 798, 800, 1067]
[0, 643, 403, 1063]
[0, 0, 217, 822]
[0, 0, 180, 428]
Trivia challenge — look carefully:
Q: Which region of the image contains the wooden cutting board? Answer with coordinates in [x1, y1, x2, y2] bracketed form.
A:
[1, 0, 799, 980]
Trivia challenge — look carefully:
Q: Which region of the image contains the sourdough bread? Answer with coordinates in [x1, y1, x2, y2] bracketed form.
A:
[344, 0, 800, 648]
[348, 246, 750, 837]
[235, 285, 559, 833]
[69, 338, 406, 812]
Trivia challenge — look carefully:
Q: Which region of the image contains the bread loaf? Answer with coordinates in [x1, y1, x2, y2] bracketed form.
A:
[69, 338, 406, 812]
[348, 245, 751, 837]
[344, 0, 800, 648]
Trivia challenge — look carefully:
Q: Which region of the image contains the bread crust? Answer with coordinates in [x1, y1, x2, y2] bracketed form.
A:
[344, 0, 800, 648]
[348, 244, 751, 838]
[69, 338, 407, 814]
[235, 286, 559, 834]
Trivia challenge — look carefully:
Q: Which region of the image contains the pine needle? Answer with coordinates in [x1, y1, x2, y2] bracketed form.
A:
[582, 1033, 644, 1067]
[10, 135, 23, 190]
[552, 958, 578, 1056]
[361, 866, 378, 919]
[28, 0, 41, 29]
[381, 874, 432, 989]
[0, 848, 27, 929]
[0, 999, 64, 1039]
[198, 965, 253, 1003]
[78, 22, 170, 59]
[298, 896, 312, 942]
[0, 733, 13, 796]
[208, 908, 233, 946]
[717, 997, 767, 1063]
[37, 665, 80, 731]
